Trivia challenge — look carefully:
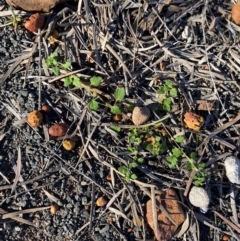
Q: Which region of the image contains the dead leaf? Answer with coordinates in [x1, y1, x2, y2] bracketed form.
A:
[196, 100, 215, 111]
[183, 112, 204, 131]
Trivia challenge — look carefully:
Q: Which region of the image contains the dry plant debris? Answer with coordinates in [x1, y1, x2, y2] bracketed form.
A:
[27, 110, 43, 127]
[1, 0, 240, 240]
[146, 189, 185, 241]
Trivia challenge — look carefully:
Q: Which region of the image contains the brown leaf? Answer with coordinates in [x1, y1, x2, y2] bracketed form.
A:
[196, 100, 215, 111]
[183, 112, 204, 131]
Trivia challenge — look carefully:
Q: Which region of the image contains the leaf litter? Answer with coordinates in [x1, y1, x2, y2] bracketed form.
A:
[0, 0, 240, 240]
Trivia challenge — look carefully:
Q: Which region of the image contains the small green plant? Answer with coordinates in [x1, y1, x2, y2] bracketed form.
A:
[167, 144, 207, 186]
[157, 80, 178, 112]
[110, 87, 125, 114]
[118, 157, 144, 183]
[167, 147, 182, 168]
[5, 7, 22, 32]
[87, 86, 124, 113]
[45, 52, 81, 87]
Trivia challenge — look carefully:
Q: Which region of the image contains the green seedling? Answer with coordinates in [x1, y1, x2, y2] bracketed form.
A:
[5, 7, 22, 32]
[157, 80, 178, 112]
[167, 143, 207, 186]
[110, 87, 125, 114]
[46, 52, 104, 90]
[118, 157, 144, 183]
[45, 52, 81, 87]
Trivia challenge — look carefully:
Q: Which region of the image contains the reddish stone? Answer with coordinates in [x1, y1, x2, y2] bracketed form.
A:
[146, 189, 185, 241]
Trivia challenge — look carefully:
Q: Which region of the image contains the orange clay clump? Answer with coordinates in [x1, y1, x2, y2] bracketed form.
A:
[96, 197, 107, 207]
[25, 13, 45, 32]
[232, 3, 240, 25]
[183, 112, 204, 131]
[27, 110, 43, 127]
[62, 140, 76, 151]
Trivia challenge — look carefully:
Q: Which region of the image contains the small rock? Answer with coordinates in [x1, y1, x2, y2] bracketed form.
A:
[224, 156, 240, 184]
[27, 110, 43, 127]
[49, 123, 69, 137]
[24, 13, 45, 32]
[96, 197, 107, 207]
[146, 189, 185, 241]
[41, 104, 51, 113]
[189, 186, 210, 213]
[6, 0, 70, 12]
[132, 106, 150, 126]
[50, 203, 59, 214]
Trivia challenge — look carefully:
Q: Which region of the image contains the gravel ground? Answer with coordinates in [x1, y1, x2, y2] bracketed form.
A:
[1, 0, 240, 240]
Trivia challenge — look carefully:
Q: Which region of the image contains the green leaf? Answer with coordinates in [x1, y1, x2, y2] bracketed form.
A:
[165, 80, 173, 89]
[52, 59, 59, 66]
[52, 66, 60, 76]
[172, 148, 182, 158]
[137, 157, 144, 163]
[111, 105, 121, 114]
[114, 87, 125, 101]
[170, 88, 177, 96]
[72, 76, 81, 87]
[88, 100, 99, 111]
[118, 165, 128, 175]
[130, 173, 137, 180]
[130, 135, 136, 143]
[50, 52, 58, 59]
[155, 136, 161, 142]
[125, 103, 135, 111]
[157, 87, 166, 94]
[190, 152, 197, 160]
[64, 77, 72, 87]
[45, 58, 52, 68]
[167, 156, 178, 168]
[110, 126, 121, 132]
[185, 162, 194, 171]
[159, 142, 167, 153]
[197, 163, 205, 170]
[163, 98, 172, 112]
[130, 162, 138, 168]
[61, 61, 71, 69]
[146, 144, 153, 151]
[90, 76, 102, 87]
[175, 135, 184, 143]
